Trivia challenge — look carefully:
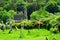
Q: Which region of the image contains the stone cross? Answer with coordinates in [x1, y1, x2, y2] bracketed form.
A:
[9, 21, 12, 33]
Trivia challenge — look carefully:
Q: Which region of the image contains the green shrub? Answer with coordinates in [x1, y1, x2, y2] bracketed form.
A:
[5, 25, 10, 29]
[12, 23, 21, 28]
[50, 28, 59, 34]
[20, 20, 33, 29]
[0, 24, 6, 30]
[30, 7, 49, 20]
[30, 19, 44, 28]
[11, 16, 60, 30]
[12, 20, 33, 29]
[42, 18, 52, 30]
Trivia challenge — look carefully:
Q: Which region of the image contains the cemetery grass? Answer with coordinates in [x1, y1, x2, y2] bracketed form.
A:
[0, 29, 60, 40]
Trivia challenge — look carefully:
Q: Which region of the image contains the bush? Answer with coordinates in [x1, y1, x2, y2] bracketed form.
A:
[0, 24, 6, 30]
[0, 10, 11, 23]
[49, 15, 60, 28]
[30, 8, 49, 20]
[12, 19, 44, 29]
[12, 23, 21, 28]
[12, 20, 33, 29]
[31, 19, 44, 28]
[5, 25, 10, 29]
[11, 16, 60, 30]
[50, 28, 59, 34]
[43, 19, 51, 30]
[20, 20, 33, 29]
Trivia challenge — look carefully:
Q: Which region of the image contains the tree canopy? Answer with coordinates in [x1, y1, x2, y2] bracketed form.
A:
[0, 0, 60, 23]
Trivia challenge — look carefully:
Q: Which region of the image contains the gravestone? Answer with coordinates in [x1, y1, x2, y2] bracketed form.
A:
[14, 7, 28, 21]
[14, 14, 24, 20]
[14, 14, 25, 22]
[14, 7, 28, 38]
[9, 21, 12, 33]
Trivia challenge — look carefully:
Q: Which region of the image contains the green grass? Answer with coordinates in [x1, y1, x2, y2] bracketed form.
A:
[0, 29, 60, 40]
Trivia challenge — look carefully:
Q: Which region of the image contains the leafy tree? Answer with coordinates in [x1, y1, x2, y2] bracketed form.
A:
[0, 10, 16, 23]
[17, 4, 24, 12]
[8, 10, 16, 19]
[27, 3, 40, 19]
[45, 4, 59, 13]
[30, 8, 49, 20]
[0, 10, 11, 23]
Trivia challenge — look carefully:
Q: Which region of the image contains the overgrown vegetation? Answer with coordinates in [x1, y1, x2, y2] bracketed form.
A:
[0, 0, 60, 40]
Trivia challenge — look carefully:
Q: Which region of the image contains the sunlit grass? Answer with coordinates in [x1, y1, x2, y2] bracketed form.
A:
[0, 29, 60, 40]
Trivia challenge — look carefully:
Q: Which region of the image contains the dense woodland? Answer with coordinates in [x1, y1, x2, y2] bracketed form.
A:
[0, 0, 60, 22]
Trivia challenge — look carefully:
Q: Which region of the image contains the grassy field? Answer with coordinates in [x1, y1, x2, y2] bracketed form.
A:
[0, 29, 60, 40]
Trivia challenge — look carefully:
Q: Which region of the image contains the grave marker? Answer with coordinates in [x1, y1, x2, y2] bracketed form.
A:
[14, 14, 25, 38]
[14, 14, 25, 22]
[9, 21, 12, 33]
[14, 7, 28, 38]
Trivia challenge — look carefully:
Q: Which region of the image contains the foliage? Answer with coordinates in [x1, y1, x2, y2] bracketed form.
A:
[30, 8, 49, 20]
[12, 23, 21, 28]
[50, 27, 59, 33]
[0, 0, 60, 40]
[0, 0, 60, 30]
[0, 10, 16, 23]
[49, 15, 60, 27]
[45, 3, 59, 13]
[27, 3, 40, 19]
[8, 10, 16, 19]
[17, 4, 24, 12]
[12, 19, 44, 29]
[31, 19, 44, 28]
[0, 10, 10, 23]
[20, 19, 33, 29]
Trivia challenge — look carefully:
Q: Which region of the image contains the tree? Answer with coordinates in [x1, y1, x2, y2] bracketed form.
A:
[0, 10, 15, 23]
[24, 0, 33, 2]
[17, 4, 24, 12]
[46, 4, 59, 13]
[3, 0, 17, 11]
[0, 10, 11, 23]
[27, 3, 40, 19]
